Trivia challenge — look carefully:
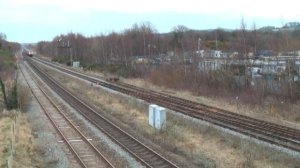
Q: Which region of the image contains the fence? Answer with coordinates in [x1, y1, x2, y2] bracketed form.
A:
[6, 112, 18, 168]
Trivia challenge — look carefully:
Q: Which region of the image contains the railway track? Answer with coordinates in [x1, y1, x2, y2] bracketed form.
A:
[20, 63, 114, 168]
[26, 59, 179, 167]
[31, 57, 300, 153]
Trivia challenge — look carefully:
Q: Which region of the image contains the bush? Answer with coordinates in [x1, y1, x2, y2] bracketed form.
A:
[0, 77, 8, 108]
[207, 69, 235, 89]
[18, 85, 30, 111]
[0, 77, 18, 110]
[51, 56, 70, 65]
[6, 81, 18, 110]
[84, 64, 139, 78]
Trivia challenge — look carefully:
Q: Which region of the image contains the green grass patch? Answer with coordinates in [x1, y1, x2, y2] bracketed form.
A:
[0, 49, 15, 70]
[0, 49, 14, 59]
[51, 55, 71, 65]
[0, 77, 18, 110]
[84, 64, 137, 78]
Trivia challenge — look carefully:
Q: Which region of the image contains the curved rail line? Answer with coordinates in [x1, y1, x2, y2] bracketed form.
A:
[26, 59, 179, 168]
[31, 57, 300, 153]
[20, 63, 114, 168]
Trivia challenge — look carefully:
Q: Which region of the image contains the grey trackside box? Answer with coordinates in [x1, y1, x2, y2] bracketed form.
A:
[155, 106, 166, 129]
[149, 104, 166, 130]
[149, 104, 157, 127]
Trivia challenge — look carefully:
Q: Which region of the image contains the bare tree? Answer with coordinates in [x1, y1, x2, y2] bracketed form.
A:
[0, 33, 7, 49]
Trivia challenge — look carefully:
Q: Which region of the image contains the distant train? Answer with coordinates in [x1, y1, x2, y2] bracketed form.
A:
[24, 49, 34, 57]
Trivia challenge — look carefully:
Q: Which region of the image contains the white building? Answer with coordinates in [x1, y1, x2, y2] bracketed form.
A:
[198, 60, 222, 72]
[210, 50, 222, 58]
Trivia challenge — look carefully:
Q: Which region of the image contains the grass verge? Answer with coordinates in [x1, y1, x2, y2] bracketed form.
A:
[0, 110, 43, 168]
[44, 64, 300, 168]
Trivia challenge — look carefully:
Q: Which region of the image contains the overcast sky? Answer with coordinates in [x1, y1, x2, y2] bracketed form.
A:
[0, 0, 299, 43]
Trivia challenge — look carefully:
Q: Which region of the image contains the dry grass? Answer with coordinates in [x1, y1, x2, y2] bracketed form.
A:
[44, 66, 300, 168]
[124, 78, 300, 129]
[0, 110, 43, 168]
[0, 110, 14, 167]
[13, 112, 43, 168]
[17, 85, 31, 111]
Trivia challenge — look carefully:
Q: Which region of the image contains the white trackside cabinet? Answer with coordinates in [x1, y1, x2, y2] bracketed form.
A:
[149, 104, 157, 127]
[155, 107, 166, 129]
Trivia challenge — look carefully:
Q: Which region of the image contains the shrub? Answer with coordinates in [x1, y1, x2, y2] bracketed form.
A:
[0, 77, 18, 110]
[51, 56, 70, 65]
[6, 81, 18, 110]
[0, 77, 8, 108]
[17, 85, 30, 111]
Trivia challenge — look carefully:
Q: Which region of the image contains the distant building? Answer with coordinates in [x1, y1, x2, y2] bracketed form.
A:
[229, 52, 239, 58]
[248, 67, 262, 77]
[198, 60, 222, 72]
[167, 51, 174, 57]
[196, 50, 204, 57]
[210, 50, 222, 58]
[261, 61, 286, 75]
[130, 56, 148, 64]
[256, 50, 273, 57]
[72, 61, 80, 68]
[293, 61, 300, 82]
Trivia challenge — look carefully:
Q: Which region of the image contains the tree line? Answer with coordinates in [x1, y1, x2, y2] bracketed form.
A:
[35, 22, 300, 106]
[36, 21, 300, 66]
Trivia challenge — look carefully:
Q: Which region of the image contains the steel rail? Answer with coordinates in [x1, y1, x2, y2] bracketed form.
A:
[27, 58, 179, 168]
[31, 57, 300, 153]
[21, 63, 115, 168]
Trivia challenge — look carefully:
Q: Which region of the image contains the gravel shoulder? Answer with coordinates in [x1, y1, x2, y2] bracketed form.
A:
[24, 61, 143, 167]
